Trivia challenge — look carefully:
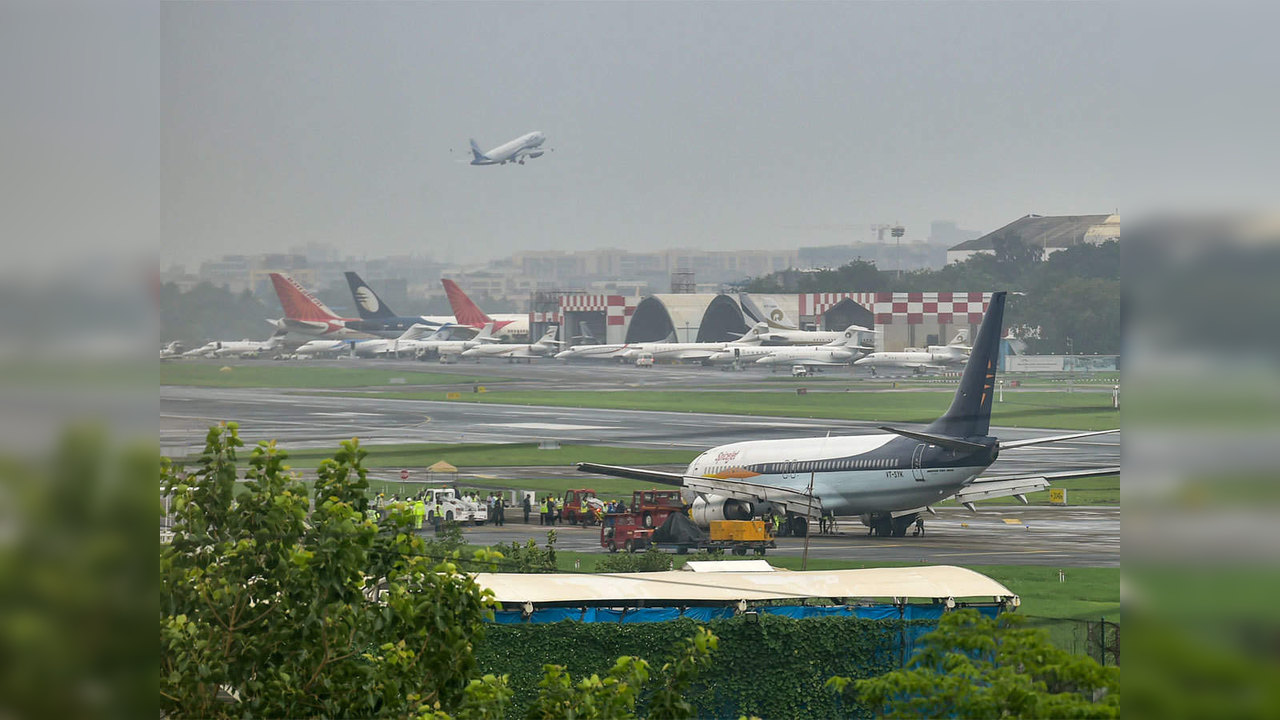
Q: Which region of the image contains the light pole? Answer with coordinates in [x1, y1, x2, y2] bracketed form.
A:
[891, 225, 905, 278]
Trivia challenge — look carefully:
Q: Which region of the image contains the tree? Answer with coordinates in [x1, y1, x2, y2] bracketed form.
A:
[828, 609, 1120, 718]
[160, 424, 502, 718]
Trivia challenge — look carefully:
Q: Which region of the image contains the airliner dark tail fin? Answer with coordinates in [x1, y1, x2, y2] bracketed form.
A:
[926, 291, 1006, 438]
[344, 271, 398, 319]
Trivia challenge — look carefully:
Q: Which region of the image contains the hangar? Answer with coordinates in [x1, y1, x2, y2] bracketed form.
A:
[541, 291, 992, 351]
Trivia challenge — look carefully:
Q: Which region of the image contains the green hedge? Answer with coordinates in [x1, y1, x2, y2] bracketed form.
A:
[475, 615, 921, 719]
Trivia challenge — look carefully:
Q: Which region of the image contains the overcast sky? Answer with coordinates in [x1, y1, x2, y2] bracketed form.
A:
[158, 2, 1275, 269]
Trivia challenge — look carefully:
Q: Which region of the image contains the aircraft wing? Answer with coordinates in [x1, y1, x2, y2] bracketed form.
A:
[788, 358, 853, 367]
[951, 466, 1119, 511]
[667, 350, 720, 361]
[575, 463, 823, 517]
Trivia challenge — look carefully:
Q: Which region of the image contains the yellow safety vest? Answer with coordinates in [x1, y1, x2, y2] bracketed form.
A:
[540, 501, 548, 513]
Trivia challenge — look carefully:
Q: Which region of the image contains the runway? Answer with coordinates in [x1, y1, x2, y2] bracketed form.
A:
[447, 505, 1119, 568]
[160, 385, 1119, 478]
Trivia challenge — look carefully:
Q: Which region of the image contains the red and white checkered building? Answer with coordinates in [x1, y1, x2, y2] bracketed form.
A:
[535, 295, 640, 344]
[799, 291, 993, 350]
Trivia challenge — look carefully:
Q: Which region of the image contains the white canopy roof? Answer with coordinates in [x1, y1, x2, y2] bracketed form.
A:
[474, 565, 1016, 606]
[682, 560, 776, 573]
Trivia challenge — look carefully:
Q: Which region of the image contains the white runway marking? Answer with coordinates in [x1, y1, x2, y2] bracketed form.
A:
[488, 422, 623, 431]
[311, 411, 385, 417]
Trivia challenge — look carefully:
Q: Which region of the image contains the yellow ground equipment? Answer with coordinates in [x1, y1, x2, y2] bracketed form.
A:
[710, 520, 772, 543]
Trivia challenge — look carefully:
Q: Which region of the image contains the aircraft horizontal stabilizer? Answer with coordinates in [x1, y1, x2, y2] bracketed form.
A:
[575, 462, 684, 486]
[998, 429, 1118, 450]
[876, 427, 987, 453]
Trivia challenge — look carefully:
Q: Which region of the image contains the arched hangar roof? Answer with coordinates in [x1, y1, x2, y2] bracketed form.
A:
[626, 294, 718, 343]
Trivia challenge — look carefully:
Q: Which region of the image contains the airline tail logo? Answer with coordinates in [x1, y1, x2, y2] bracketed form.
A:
[441, 279, 493, 326]
[469, 139, 487, 162]
[270, 273, 341, 322]
[355, 286, 380, 313]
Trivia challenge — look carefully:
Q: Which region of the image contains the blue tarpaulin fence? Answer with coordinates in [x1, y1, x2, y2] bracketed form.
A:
[491, 603, 1003, 624]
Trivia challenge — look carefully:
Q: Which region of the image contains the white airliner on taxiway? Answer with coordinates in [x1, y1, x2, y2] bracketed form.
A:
[577, 292, 1118, 538]
[468, 131, 549, 166]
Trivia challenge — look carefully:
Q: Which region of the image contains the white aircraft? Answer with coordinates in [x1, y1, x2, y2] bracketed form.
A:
[161, 341, 184, 359]
[740, 321, 851, 347]
[409, 322, 502, 359]
[184, 333, 287, 359]
[707, 325, 875, 367]
[576, 292, 1118, 537]
[461, 326, 562, 361]
[554, 342, 632, 362]
[467, 131, 549, 166]
[853, 330, 971, 374]
[293, 338, 349, 357]
[350, 324, 438, 358]
[441, 279, 529, 340]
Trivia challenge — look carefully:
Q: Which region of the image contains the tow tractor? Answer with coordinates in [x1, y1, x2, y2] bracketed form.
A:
[561, 488, 605, 526]
[601, 511, 775, 556]
[423, 487, 488, 526]
[600, 511, 653, 553]
[631, 488, 685, 528]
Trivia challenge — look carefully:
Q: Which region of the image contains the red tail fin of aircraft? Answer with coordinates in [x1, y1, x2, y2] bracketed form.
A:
[270, 272, 342, 322]
[441, 279, 494, 326]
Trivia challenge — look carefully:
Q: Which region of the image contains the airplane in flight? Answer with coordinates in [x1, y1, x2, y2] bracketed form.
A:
[461, 326, 562, 361]
[576, 291, 1118, 537]
[853, 330, 971, 375]
[707, 325, 875, 366]
[467, 131, 549, 166]
[441, 279, 529, 340]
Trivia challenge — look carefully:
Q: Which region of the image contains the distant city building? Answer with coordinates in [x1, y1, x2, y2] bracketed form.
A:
[947, 213, 1118, 264]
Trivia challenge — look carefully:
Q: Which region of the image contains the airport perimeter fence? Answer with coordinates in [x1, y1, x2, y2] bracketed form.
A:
[1023, 615, 1121, 667]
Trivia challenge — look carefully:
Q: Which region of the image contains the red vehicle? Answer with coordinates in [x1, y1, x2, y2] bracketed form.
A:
[600, 512, 654, 553]
[562, 488, 603, 525]
[632, 489, 684, 528]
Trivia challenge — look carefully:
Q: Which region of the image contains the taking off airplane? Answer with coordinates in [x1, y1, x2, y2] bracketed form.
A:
[467, 131, 549, 166]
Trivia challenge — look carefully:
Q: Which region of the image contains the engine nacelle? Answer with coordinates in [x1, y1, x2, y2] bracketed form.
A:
[689, 495, 754, 528]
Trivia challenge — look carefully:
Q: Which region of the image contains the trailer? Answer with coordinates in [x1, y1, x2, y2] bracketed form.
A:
[600, 512, 653, 553]
[648, 517, 775, 556]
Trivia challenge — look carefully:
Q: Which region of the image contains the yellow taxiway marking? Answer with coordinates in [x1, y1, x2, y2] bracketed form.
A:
[1002, 518, 1024, 525]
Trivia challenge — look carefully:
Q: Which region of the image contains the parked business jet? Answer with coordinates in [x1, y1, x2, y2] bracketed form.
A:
[740, 321, 851, 346]
[183, 332, 287, 359]
[708, 325, 874, 366]
[410, 322, 502, 359]
[461, 326, 561, 361]
[853, 330, 971, 374]
[468, 131, 549, 166]
[577, 292, 1117, 537]
[350, 323, 437, 358]
[160, 341, 184, 359]
[441, 279, 529, 340]
[293, 338, 350, 357]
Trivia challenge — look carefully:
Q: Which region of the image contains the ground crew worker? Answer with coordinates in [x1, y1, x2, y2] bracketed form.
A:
[433, 500, 443, 533]
[412, 497, 426, 534]
[494, 495, 504, 526]
[523, 494, 532, 523]
[914, 517, 925, 537]
[539, 497, 549, 526]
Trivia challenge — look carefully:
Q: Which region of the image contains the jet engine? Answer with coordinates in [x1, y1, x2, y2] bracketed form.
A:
[689, 495, 754, 528]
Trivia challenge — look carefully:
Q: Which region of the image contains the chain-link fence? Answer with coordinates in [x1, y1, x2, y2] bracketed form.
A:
[1023, 615, 1120, 666]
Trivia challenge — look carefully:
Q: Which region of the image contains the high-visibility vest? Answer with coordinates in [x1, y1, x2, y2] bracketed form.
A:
[540, 501, 548, 513]
[413, 501, 426, 527]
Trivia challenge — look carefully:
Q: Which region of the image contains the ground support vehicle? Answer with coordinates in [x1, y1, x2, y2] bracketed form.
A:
[600, 512, 654, 553]
[561, 488, 605, 525]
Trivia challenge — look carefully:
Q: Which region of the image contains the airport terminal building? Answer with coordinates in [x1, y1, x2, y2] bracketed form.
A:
[535, 291, 993, 351]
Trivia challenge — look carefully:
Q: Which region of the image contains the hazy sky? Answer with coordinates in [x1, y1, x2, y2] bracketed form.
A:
[159, 2, 1216, 268]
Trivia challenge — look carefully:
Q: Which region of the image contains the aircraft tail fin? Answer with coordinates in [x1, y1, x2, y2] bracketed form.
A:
[473, 321, 497, 341]
[398, 323, 433, 341]
[441, 278, 493, 326]
[949, 328, 971, 347]
[469, 139, 488, 162]
[345, 271, 398, 319]
[926, 292, 1006, 438]
[538, 326, 559, 344]
[574, 321, 598, 343]
[269, 272, 341, 322]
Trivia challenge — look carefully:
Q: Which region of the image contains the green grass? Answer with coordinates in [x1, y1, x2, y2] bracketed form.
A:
[324, 388, 1119, 431]
[161, 363, 506, 388]
[547, 551, 1118, 621]
[272, 442, 698, 470]
[939, 475, 1119, 507]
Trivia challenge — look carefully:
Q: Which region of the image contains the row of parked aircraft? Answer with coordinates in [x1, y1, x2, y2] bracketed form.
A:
[165, 268, 980, 372]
